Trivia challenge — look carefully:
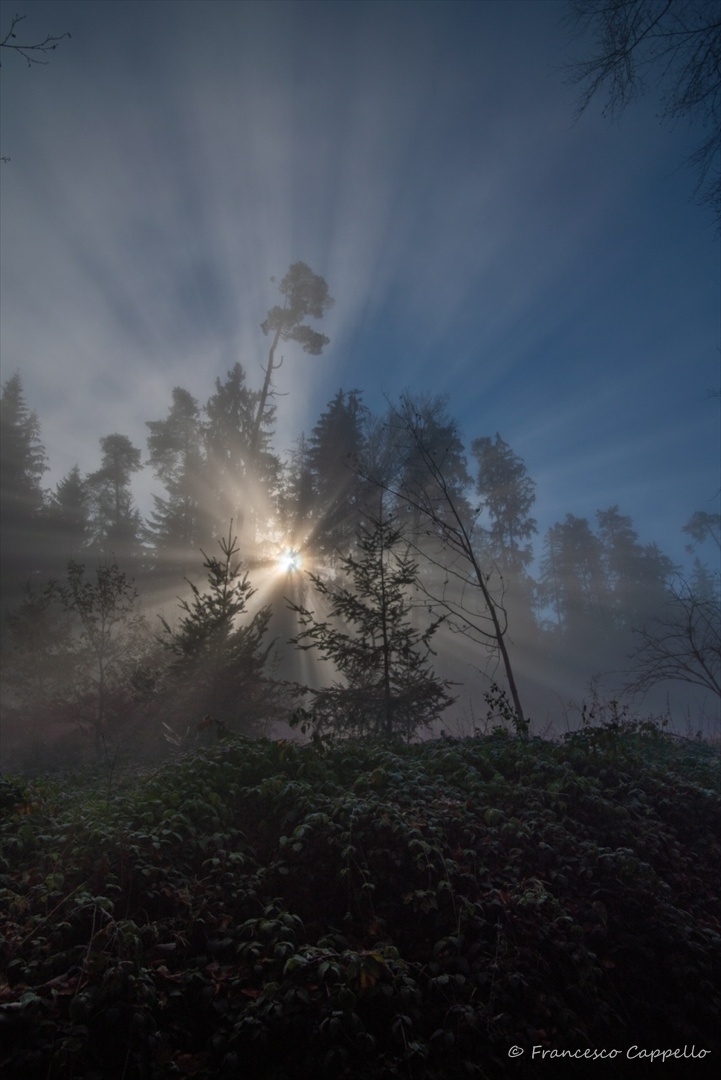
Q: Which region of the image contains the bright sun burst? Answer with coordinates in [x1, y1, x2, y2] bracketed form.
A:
[277, 549, 302, 574]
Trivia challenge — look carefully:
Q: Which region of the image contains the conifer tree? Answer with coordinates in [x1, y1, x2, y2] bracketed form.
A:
[538, 514, 609, 636]
[0, 372, 48, 589]
[390, 394, 471, 542]
[682, 510, 721, 553]
[44, 466, 91, 569]
[251, 262, 334, 456]
[159, 525, 278, 732]
[146, 387, 206, 567]
[307, 389, 370, 557]
[471, 433, 537, 576]
[596, 506, 674, 631]
[289, 505, 454, 740]
[86, 434, 144, 565]
[280, 434, 315, 549]
[203, 364, 279, 545]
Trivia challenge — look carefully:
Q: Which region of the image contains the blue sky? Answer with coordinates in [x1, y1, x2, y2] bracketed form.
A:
[1, 0, 719, 573]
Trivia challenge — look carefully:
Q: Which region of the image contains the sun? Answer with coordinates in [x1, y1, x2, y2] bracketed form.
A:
[277, 549, 302, 574]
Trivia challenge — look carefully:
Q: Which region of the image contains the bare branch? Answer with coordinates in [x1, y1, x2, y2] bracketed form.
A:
[1, 13, 70, 67]
[564, 0, 721, 226]
[624, 574, 721, 698]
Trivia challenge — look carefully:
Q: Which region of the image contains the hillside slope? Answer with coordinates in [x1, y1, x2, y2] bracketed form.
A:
[1, 726, 720, 1078]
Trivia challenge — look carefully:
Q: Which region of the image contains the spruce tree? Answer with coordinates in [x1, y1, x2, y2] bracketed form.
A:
[471, 433, 537, 576]
[307, 389, 370, 557]
[146, 387, 206, 568]
[0, 372, 48, 590]
[289, 506, 454, 740]
[281, 434, 315, 549]
[44, 466, 91, 570]
[159, 526, 277, 733]
[596, 506, 674, 631]
[203, 364, 279, 547]
[86, 434, 144, 565]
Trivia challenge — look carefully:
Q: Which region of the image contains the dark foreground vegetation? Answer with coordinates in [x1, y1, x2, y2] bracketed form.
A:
[1, 723, 720, 1079]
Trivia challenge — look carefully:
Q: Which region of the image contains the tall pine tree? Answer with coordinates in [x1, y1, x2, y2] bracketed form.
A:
[86, 434, 144, 566]
[471, 433, 537, 577]
[252, 263, 334, 456]
[307, 389, 370, 557]
[203, 363, 279, 547]
[596, 506, 674, 632]
[0, 373, 48, 592]
[43, 466, 91, 572]
[146, 387, 206, 569]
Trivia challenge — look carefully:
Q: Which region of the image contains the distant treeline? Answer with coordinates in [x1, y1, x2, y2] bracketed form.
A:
[1, 364, 719, 757]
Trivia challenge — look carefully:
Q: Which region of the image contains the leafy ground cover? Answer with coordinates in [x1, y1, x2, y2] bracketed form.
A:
[1, 724, 719, 1078]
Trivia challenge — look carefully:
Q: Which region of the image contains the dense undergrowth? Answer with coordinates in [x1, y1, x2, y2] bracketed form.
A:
[1, 723, 720, 1078]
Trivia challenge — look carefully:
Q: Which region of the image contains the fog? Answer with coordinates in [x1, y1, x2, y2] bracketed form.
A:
[1, 0, 719, 766]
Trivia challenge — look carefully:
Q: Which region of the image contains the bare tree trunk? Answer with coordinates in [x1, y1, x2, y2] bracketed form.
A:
[249, 326, 282, 457]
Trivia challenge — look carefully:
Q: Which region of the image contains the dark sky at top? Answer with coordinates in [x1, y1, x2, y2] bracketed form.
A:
[1, 0, 719, 572]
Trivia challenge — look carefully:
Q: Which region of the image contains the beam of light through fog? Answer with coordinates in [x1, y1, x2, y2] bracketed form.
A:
[0, 0, 718, 577]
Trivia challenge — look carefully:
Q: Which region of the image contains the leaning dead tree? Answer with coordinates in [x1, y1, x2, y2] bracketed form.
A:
[363, 394, 527, 732]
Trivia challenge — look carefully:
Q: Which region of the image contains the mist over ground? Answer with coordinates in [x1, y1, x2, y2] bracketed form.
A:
[1, 0, 719, 767]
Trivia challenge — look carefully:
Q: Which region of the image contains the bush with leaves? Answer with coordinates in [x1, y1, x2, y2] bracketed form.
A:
[5, 561, 148, 756]
[0, 723, 719, 1078]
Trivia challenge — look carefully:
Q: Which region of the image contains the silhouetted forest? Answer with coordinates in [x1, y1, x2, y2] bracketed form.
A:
[1, 267, 719, 766]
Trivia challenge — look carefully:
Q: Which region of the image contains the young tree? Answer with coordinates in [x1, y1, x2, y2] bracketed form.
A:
[86, 434, 144, 564]
[471, 433, 537, 576]
[565, 0, 721, 224]
[289, 505, 454, 740]
[48, 561, 145, 754]
[159, 525, 278, 733]
[250, 262, 334, 455]
[5, 577, 72, 719]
